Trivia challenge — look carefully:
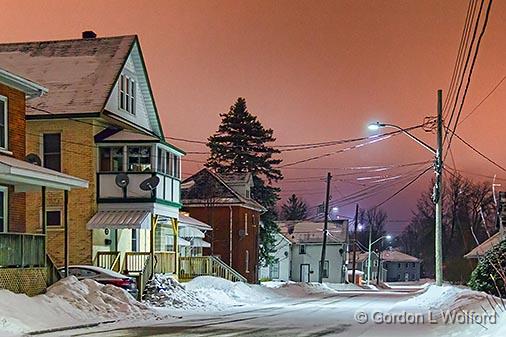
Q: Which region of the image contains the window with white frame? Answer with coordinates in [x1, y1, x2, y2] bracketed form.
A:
[99, 146, 124, 172]
[244, 213, 248, 236]
[45, 208, 62, 227]
[245, 250, 250, 273]
[119, 74, 136, 114]
[0, 186, 7, 232]
[0, 96, 7, 150]
[127, 146, 151, 172]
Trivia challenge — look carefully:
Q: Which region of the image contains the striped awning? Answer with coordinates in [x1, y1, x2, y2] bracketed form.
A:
[86, 209, 151, 229]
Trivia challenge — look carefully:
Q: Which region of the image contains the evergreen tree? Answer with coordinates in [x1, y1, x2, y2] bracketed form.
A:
[206, 97, 283, 265]
[281, 194, 308, 220]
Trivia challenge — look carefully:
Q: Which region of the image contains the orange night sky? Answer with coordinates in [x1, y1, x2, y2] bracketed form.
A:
[1, 0, 505, 234]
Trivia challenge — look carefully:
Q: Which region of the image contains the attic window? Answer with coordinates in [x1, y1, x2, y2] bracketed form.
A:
[119, 74, 136, 114]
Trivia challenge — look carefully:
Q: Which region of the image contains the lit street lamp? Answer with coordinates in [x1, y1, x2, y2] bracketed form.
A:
[366, 234, 392, 285]
[366, 90, 444, 286]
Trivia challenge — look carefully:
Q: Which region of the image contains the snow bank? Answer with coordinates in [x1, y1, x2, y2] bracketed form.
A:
[0, 276, 158, 335]
[394, 285, 493, 312]
[145, 275, 276, 311]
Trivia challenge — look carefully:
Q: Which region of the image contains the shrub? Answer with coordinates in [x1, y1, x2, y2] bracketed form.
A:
[468, 239, 506, 297]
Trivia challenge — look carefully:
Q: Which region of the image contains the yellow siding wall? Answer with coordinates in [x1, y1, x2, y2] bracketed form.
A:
[25, 120, 98, 266]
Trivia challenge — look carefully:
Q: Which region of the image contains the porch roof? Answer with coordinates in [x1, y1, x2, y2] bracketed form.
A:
[0, 155, 88, 190]
[179, 214, 212, 231]
[191, 237, 211, 248]
[86, 209, 151, 229]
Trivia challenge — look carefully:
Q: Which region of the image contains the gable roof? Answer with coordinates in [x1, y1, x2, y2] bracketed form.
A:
[0, 35, 136, 116]
[464, 232, 501, 259]
[354, 250, 421, 263]
[181, 168, 265, 212]
[277, 220, 347, 244]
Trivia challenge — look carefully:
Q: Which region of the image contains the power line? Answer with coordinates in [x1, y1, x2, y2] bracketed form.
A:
[373, 166, 433, 208]
[450, 130, 506, 172]
[445, 0, 493, 156]
[458, 74, 506, 125]
[444, 0, 484, 138]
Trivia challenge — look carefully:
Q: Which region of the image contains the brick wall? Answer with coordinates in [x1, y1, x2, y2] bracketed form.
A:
[184, 205, 260, 283]
[25, 120, 98, 266]
[0, 82, 26, 232]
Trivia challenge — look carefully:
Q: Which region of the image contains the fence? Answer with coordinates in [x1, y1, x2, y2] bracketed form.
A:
[0, 233, 45, 268]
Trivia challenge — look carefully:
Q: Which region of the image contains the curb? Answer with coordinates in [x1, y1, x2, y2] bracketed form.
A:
[27, 320, 118, 335]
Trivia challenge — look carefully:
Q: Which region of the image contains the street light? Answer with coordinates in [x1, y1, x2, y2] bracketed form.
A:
[366, 234, 392, 285]
[366, 90, 444, 286]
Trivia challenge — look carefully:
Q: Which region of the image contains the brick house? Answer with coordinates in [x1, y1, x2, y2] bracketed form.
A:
[181, 168, 265, 283]
[0, 67, 87, 294]
[0, 33, 184, 275]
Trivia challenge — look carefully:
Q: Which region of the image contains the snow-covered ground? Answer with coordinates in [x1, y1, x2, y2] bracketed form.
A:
[0, 276, 162, 336]
[2, 275, 505, 337]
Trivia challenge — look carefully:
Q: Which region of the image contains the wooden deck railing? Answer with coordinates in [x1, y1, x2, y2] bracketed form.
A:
[154, 251, 176, 274]
[0, 233, 45, 268]
[179, 256, 247, 282]
[123, 252, 150, 274]
[94, 251, 121, 272]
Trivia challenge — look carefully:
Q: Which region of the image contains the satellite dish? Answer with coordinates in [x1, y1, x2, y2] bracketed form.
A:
[115, 173, 129, 188]
[25, 153, 41, 166]
[140, 176, 160, 191]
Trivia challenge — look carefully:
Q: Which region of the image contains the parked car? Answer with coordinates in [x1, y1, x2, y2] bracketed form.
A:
[58, 265, 138, 298]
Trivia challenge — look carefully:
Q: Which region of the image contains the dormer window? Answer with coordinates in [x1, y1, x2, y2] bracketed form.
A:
[119, 74, 135, 114]
[0, 95, 7, 149]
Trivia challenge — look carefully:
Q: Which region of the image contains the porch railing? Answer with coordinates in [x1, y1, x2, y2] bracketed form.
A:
[0, 233, 45, 268]
[123, 252, 150, 274]
[154, 251, 176, 274]
[94, 251, 121, 272]
[179, 256, 247, 282]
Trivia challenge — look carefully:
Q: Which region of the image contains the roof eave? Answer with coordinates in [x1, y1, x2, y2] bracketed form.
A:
[0, 68, 48, 98]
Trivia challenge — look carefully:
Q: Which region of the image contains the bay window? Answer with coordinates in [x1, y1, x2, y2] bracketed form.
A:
[99, 147, 124, 172]
[127, 146, 151, 172]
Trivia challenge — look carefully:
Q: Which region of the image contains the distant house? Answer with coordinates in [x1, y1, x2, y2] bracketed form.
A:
[259, 232, 291, 281]
[350, 249, 421, 283]
[0, 67, 87, 295]
[181, 168, 266, 283]
[277, 220, 348, 283]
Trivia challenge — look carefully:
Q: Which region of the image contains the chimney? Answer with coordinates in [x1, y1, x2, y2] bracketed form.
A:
[82, 31, 97, 39]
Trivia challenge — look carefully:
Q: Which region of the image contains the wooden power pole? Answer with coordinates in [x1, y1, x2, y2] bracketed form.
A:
[319, 172, 332, 283]
[351, 204, 359, 284]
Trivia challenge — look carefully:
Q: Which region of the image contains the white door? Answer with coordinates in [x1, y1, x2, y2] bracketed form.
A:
[300, 264, 310, 282]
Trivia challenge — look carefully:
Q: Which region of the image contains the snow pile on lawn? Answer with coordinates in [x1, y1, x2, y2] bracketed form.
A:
[144, 275, 275, 310]
[186, 276, 275, 304]
[0, 276, 158, 335]
[394, 285, 492, 311]
[47, 276, 156, 319]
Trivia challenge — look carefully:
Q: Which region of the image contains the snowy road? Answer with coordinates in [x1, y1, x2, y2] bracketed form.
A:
[48, 290, 477, 337]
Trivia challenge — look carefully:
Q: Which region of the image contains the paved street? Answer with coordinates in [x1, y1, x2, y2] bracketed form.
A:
[52, 289, 476, 337]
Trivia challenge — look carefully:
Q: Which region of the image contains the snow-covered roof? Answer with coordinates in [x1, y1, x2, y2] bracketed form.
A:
[464, 232, 501, 259]
[0, 35, 135, 115]
[277, 220, 347, 244]
[355, 250, 421, 263]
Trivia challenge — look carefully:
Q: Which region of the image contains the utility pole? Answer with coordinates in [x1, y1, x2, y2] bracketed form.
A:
[351, 204, 359, 284]
[434, 89, 444, 286]
[366, 221, 373, 285]
[319, 172, 332, 283]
